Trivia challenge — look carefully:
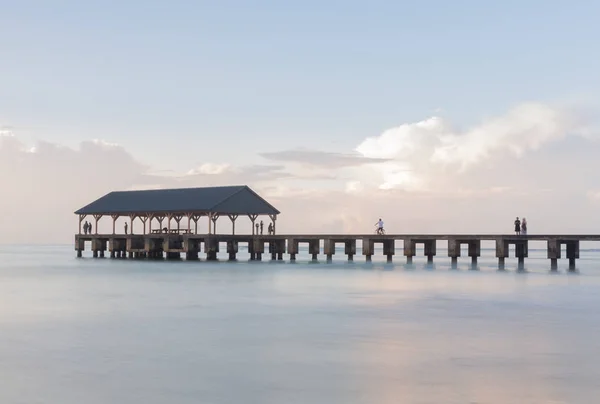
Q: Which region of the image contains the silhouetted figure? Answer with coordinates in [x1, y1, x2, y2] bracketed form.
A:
[163, 227, 168, 233]
[522, 218, 528, 235]
[268, 222, 273, 235]
[89, 223, 93, 234]
[514, 217, 521, 235]
[83, 221, 88, 235]
[124, 222, 128, 235]
[260, 220, 264, 235]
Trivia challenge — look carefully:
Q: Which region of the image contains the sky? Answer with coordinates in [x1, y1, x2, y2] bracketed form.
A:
[2, 0, 600, 243]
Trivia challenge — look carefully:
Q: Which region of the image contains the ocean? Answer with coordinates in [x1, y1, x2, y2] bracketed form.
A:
[1, 243, 599, 404]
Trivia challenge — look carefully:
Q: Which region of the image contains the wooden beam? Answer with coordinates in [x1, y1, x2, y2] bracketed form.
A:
[211, 213, 219, 234]
[78, 214, 87, 235]
[248, 214, 258, 235]
[269, 214, 277, 235]
[147, 213, 154, 234]
[228, 214, 238, 235]
[129, 214, 137, 235]
[139, 215, 148, 234]
[111, 214, 119, 235]
[93, 214, 102, 235]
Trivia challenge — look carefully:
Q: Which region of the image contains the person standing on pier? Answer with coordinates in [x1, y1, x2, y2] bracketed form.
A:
[268, 222, 273, 235]
[83, 221, 88, 235]
[521, 218, 527, 235]
[514, 217, 521, 235]
[260, 220, 264, 235]
[124, 222, 128, 235]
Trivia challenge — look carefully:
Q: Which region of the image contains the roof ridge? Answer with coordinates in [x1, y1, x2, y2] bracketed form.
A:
[208, 186, 248, 211]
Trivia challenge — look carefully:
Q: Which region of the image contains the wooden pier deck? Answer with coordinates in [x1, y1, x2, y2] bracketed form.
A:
[75, 233, 600, 271]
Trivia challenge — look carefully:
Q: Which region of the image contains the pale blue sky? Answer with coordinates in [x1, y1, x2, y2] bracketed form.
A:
[2, 0, 599, 172]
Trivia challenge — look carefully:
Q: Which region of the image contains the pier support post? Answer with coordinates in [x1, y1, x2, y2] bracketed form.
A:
[448, 239, 460, 269]
[383, 240, 395, 263]
[345, 240, 356, 262]
[362, 238, 374, 262]
[277, 240, 285, 260]
[496, 238, 508, 270]
[468, 240, 480, 269]
[324, 239, 335, 263]
[404, 239, 416, 264]
[205, 238, 219, 261]
[309, 240, 320, 262]
[227, 240, 238, 261]
[547, 239, 560, 271]
[424, 240, 436, 264]
[566, 241, 579, 272]
[75, 238, 85, 258]
[287, 239, 298, 262]
[252, 238, 264, 261]
[515, 241, 528, 271]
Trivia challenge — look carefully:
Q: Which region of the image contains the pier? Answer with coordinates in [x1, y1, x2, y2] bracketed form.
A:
[75, 233, 598, 272]
[74, 186, 597, 271]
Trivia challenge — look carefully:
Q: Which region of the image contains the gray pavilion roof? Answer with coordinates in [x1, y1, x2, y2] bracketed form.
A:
[74, 185, 280, 216]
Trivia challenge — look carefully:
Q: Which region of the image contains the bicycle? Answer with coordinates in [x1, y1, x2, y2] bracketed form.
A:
[375, 227, 385, 235]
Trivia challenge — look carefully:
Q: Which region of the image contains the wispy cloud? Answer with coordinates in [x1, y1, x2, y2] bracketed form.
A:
[259, 148, 390, 168]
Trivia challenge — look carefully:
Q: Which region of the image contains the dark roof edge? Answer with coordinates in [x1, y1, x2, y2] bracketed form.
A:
[241, 185, 281, 215]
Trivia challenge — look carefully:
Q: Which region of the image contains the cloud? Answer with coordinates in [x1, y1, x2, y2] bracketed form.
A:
[186, 163, 231, 175]
[352, 102, 596, 190]
[259, 148, 390, 168]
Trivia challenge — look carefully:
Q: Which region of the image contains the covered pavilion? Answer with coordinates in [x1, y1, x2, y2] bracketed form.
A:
[74, 185, 280, 236]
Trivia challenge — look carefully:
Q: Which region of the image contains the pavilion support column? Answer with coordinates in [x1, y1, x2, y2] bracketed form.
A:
[192, 215, 200, 234]
[93, 215, 102, 235]
[174, 215, 183, 233]
[157, 215, 165, 233]
[147, 214, 154, 234]
[269, 214, 277, 235]
[167, 214, 173, 232]
[208, 213, 213, 235]
[187, 213, 192, 233]
[129, 214, 137, 235]
[140, 215, 148, 234]
[248, 214, 258, 235]
[211, 214, 220, 235]
[111, 214, 119, 235]
[78, 214, 87, 234]
[228, 214, 238, 235]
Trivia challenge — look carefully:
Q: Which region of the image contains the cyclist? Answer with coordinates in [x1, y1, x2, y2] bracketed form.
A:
[375, 218, 384, 235]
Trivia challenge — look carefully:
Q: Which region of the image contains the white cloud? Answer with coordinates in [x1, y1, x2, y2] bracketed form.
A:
[353, 102, 595, 190]
[186, 163, 231, 175]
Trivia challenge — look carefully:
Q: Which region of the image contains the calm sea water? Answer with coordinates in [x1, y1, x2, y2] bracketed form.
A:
[1, 243, 600, 404]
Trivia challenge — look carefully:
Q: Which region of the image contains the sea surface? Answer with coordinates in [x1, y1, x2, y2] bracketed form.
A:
[1, 243, 600, 404]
